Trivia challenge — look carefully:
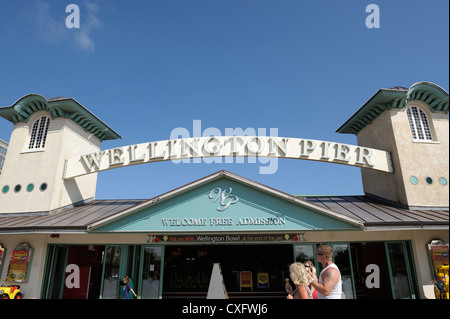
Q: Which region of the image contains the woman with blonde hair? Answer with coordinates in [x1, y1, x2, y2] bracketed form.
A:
[303, 261, 319, 299]
[285, 262, 312, 299]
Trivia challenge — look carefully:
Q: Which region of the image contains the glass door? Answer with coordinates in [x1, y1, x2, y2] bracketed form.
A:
[294, 244, 315, 263]
[386, 242, 416, 299]
[41, 245, 69, 299]
[101, 246, 123, 299]
[332, 243, 354, 299]
[119, 245, 141, 299]
[294, 243, 354, 299]
[140, 246, 163, 299]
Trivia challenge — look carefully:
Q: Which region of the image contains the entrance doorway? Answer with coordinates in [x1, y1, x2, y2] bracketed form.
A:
[42, 245, 105, 299]
[163, 244, 293, 298]
[63, 245, 104, 299]
[350, 242, 392, 298]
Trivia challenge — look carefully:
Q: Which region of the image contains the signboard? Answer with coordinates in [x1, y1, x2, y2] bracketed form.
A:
[0, 244, 4, 265]
[146, 233, 306, 244]
[257, 272, 269, 289]
[91, 175, 362, 233]
[428, 241, 449, 277]
[7, 247, 31, 282]
[0, 244, 4, 269]
[161, 216, 288, 228]
[207, 263, 229, 299]
[240, 271, 253, 290]
[63, 136, 393, 179]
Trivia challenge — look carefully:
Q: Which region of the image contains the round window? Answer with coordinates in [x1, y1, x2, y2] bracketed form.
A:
[2, 185, 9, 194]
[27, 183, 35, 192]
[425, 177, 433, 185]
[439, 177, 448, 186]
[409, 176, 419, 185]
[40, 183, 48, 192]
[14, 184, 22, 193]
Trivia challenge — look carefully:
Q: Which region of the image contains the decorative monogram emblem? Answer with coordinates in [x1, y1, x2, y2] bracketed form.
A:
[208, 187, 239, 211]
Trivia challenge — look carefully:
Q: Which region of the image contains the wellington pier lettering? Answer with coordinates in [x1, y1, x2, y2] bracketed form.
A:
[63, 136, 393, 179]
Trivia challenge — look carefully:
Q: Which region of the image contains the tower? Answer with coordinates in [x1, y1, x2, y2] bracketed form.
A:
[0, 94, 121, 214]
[337, 82, 449, 209]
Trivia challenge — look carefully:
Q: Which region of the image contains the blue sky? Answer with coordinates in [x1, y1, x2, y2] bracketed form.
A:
[0, 0, 448, 199]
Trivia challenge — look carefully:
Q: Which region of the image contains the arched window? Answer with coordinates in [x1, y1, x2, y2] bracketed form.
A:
[28, 116, 50, 149]
[406, 106, 433, 141]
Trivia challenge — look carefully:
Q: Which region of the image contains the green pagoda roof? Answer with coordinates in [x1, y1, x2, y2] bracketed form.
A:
[337, 81, 449, 135]
[0, 94, 121, 141]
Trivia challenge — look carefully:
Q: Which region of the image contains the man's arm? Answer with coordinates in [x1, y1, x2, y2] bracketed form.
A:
[309, 268, 339, 296]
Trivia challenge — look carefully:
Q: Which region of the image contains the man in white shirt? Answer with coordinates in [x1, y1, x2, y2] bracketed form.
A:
[306, 244, 342, 299]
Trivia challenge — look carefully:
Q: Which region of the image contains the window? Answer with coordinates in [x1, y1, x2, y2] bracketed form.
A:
[28, 116, 50, 149]
[0, 141, 7, 174]
[386, 242, 416, 298]
[1, 185, 9, 194]
[410, 176, 419, 185]
[406, 106, 433, 141]
[40, 183, 48, 192]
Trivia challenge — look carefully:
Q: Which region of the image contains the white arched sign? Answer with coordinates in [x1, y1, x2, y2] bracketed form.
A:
[63, 136, 393, 179]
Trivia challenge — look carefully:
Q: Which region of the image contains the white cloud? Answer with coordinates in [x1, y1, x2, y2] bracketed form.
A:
[74, 1, 101, 51]
[34, 1, 101, 52]
[74, 31, 95, 51]
[35, 1, 66, 43]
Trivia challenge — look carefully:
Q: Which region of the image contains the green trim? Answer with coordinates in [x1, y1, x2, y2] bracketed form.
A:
[0, 94, 121, 141]
[40, 245, 52, 299]
[40, 245, 69, 299]
[118, 245, 128, 298]
[402, 241, 416, 299]
[385, 242, 397, 298]
[137, 246, 144, 299]
[385, 241, 417, 299]
[58, 247, 70, 298]
[407, 82, 449, 111]
[159, 246, 165, 299]
[337, 82, 449, 135]
[100, 245, 126, 299]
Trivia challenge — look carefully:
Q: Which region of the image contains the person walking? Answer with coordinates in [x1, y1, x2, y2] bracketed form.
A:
[303, 260, 319, 299]
[122, 276, 138, 299]
[306, 244, 342, 299]
[285, 262, 313, 299]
